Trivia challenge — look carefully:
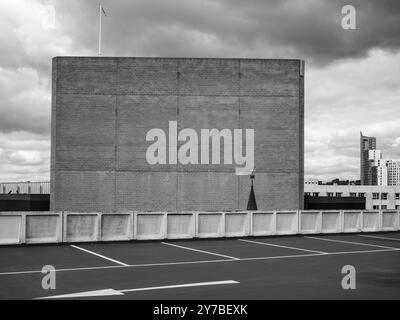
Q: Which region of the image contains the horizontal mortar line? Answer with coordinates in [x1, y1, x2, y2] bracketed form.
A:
[56, 57, 302, 61]
[161, 242, 240, 260]
[53, 170, 297, 174]
[70, 245, 129, 266]
[304, 236, 399, 250]
[359, 234, 400, 242]
[56, 93, 300, 98]
[1, 247, 398, 277]
[238, 238, 328, 254]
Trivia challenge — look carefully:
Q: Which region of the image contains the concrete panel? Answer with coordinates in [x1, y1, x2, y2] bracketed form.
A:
[54, 171, 115, 212]
[25, 213, 62, 243]
[178, 95, 239, 173]
[117, 95, 177, 172]
[240, 96, 299, 130]
[177, 172, 237, 211]
[64, 212, 99, 242]
[136, 213, 166, 239]
[55, 94, 116, 147]
[240, 96, 300, 172]
[0, 214, 23, 244]
[179, 96, 239, 129]
[56, 57, 117, 95]
[116, 172, 177, 211]
[56, 146, 115, 172]
[55, 94, 116, 171]
[101, 213, 133, 241]
[240, 59, 299, 96]
[197, 212, 225, 238]
[238, 173, 300, 210]
[166, 213, 195, 239]
[178, 58, 239, 96]
[117, 58, 178, 95]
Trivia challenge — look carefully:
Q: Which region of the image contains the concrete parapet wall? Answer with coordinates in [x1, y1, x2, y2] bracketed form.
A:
[1, 210, 398, 245]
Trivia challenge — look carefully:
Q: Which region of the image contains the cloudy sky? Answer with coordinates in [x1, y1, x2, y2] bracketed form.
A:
[0, 0, 399, 182]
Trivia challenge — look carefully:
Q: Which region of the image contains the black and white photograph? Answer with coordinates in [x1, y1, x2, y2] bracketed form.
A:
[0, 0, 399, 310]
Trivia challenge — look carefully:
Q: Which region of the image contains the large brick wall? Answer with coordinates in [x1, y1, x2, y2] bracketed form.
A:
[51, 57, 304, 212]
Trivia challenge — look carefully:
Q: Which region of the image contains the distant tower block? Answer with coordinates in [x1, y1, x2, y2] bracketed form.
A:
[360, 132, 376, 185]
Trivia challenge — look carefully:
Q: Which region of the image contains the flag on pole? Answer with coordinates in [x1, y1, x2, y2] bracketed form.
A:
[98, 4, 107, 55]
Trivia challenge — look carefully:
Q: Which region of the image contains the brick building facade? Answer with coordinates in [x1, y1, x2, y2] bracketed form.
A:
[51, 57, 304, 212]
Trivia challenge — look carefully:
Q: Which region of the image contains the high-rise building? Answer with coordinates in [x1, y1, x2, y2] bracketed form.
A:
[360, 132, 376, 185]
[387, 160, 400, 186]
[371, 159, 388, 186]
[369, 151, 387, 186]
[360, 133, 399, 186]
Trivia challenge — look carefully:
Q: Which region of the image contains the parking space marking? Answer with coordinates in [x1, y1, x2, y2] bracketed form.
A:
[162, 242, 240, 260]
[359, 234, 400, 242]
[304, 236, 399, 250]
[238, 239, 328, 254]
[0, 259, 226, 276]
[70, 245, 129, 266]
[0, 247, 398, 276]
[241, 248, 398, 261]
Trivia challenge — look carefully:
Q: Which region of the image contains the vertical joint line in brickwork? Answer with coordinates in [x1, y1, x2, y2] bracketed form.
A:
[300, 60, 305, 77]
[298, 70, 301, 209]
[50, 58, 58, 211]
[176, 61, 180, 211]
[238, 59, 241, 209]
[114, 77, 118, 212]
[299, 60, 304, 209]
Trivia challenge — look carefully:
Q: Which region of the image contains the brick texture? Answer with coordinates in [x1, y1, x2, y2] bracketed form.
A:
[51, 57, 304, 211]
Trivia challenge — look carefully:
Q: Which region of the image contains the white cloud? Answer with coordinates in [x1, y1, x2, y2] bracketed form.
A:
[0, 131, 50, 181]
[0, 66, 50, 133]
[305, 49, 400, 181]
[0, 0, 399, 183]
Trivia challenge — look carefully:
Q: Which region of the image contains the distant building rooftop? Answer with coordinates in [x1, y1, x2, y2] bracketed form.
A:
[0, 181, 50, 194]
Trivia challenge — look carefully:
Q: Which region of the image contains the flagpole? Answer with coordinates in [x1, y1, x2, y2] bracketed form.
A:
[98, 4, 102, 55]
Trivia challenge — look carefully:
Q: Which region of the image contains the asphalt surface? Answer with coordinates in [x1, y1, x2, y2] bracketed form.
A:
[0, 232, 399, 299]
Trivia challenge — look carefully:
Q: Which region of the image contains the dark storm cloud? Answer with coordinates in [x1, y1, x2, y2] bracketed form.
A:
[52, 0, 400, 64]
[0, 0, 399, 181]
[2, 0, 399, 77]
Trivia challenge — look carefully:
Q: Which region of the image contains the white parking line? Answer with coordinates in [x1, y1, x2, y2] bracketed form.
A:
[359, 234, 400, 242]
[121, 280, 239, 293]
[238, 239, 328, 254]
[0, 247, 398, 276]
[0, 259, 229, 276]
[304, 236, 399, 250]
[162, 242, 240, 260]
[246, 248, 399, 260]
[70, 245, 129, 266]
[36, 280, 240, 299]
